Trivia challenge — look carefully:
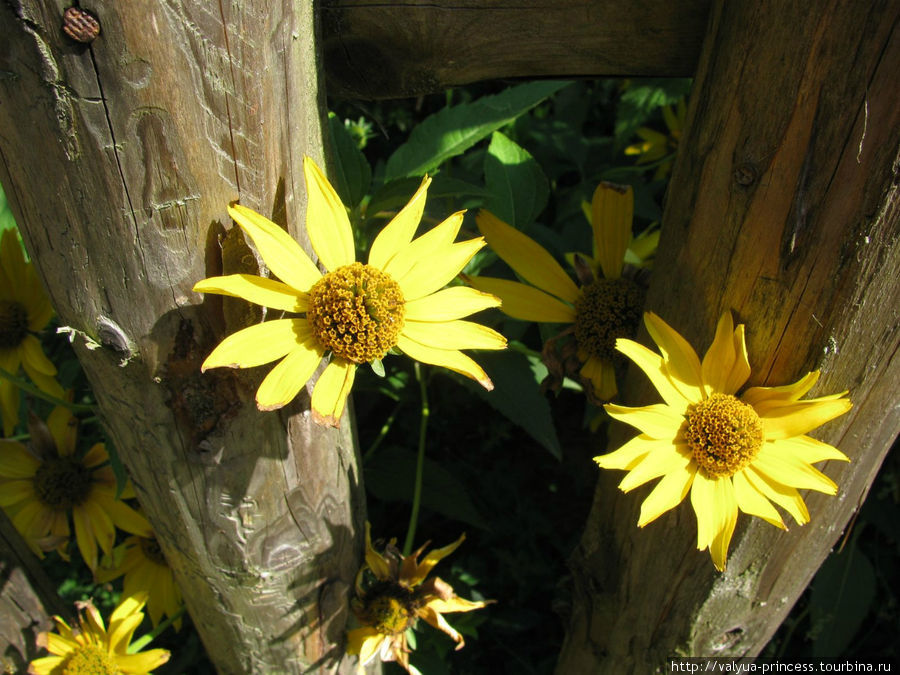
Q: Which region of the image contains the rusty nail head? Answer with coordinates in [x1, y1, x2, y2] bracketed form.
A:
[63, 7, 101, 43]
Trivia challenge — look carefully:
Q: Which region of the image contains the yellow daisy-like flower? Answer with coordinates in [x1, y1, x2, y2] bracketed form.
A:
[347, 523, 491, 674]
[0, 228, 64, 435]
[469, 182, 648, 402]
[194, 157, 506, 426]
[29, 593, 170, 674]
[624, 98, 686, 180]
[97, 533, 183, 630]
[595, 311, 852, 571]
[0, 406, 152, 571]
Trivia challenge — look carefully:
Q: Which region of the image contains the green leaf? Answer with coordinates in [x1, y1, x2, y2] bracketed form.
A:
[384, 81, 569, 181]
[365, 446, 488, 530]
[483, 131, 549, 228]
[461, 350, 561, 459]
[327, 112, 372, 208]
[809, 538, 876, 657]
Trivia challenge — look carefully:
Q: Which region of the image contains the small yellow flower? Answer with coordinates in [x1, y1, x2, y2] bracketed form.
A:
[29, 594, 170, 674]
[0, 406, 151, 570]
[595, 311, 852, 570]
[194, 157, 506, 426]
[624, 98, 686, 180]
[468, 182, 651, 402]
[347, 523, 491, 674]
[97, 533, 183, 630]
[0, 228, 64, 435]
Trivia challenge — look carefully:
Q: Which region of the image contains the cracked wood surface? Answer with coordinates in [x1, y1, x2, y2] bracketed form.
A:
[0, 2, 363, 672]
[321, 0, 710, 99]
[557, 1, 900, 672]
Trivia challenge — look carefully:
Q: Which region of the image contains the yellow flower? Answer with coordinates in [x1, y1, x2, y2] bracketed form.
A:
[0, 228, 64, 435]
[97, 533, 183, 630]
[624, 98, 686, 180]
[194, 157, 506, 426]
[468, 183, 650, 402]
[0, 406, 151, 570]
[595, 311, 852, 571]
[347, 523, 491, 674]
[29, 594, 170, 674]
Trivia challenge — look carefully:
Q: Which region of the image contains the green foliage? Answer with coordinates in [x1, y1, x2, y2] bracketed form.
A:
[483, 131, 549, 228]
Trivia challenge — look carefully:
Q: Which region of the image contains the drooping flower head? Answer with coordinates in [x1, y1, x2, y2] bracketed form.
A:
[194, 157, 506, 426]
[347, 523, 491, 674]
[97, 532, 183, 631]
[468, 182, 653, 402]
[0, 406, 151, 570]
[624, 98, 686, 180]
[29, 593, 170, 675]
[0, 228, 64, 435]
[595, 311, 852, 570]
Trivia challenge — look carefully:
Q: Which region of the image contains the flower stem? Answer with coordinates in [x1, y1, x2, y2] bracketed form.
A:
[402, 363, 430, 556]
[128, 604, 186, 653]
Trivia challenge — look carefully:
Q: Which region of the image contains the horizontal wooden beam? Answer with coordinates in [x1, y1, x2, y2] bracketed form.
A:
[321, 0, 710, 99]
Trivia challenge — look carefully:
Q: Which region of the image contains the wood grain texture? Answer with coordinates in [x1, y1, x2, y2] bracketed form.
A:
[321, 0, 710, 99]
[0, 1, 363, 672]
[557, 0, 900, 671]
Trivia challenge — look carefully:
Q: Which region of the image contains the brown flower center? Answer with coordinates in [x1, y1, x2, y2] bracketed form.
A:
[62, 643, 119, 675]
[358, 582, 418, 636]
[306, 262, 405, 364]
[573, 277, 644, 360]
[33, 456, 95, 509]
[684, 393, 763, 478]
[139, 536, 167, 566]
[0, 299, 29, 349]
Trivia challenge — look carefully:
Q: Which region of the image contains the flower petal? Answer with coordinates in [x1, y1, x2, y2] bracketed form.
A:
[202, 319, 311, 371]
[618, 443, 692, 492]
[310, 359, 356, 426]
[742, 370, 820, 407]
[395, 239, 485, 302]
[0, 440, 40, 478]
[643, 312, 704, 402]
[20, 335, 57, 376]
[368, 175, 431, 270]
[363, 521, 391, 581]
[637, 459, 695, 526]
[760, 397, 852, 440]
[407, 534, 465, 585]
[396, 334, 492, 390]
[115, 650, 172, 673]
[708, 477, 738, 571]
[605, 402, 685, 440]
[193, 274, 308, 312]
[465, 276, 575, 323]
[303, 156, 355, 271]
[772, 435, 849, 465]
[615, 338, 691, 411]
[346, 626, 385, 665]
[591, 182, 633, 280]
[475, 210, 579, 303]
[228, 204, 321, 291]
[733, 469, 785, 529]
[255, 341, 325, 411]
[401, 320, 506, 351]
[690, 470, 718, 551]
[701, 312, 750, 395]
[106, 499, 153, 538]
[743, 466, 810, 525]
[580, 355, 617, 401]
[594, 434, 658, 471]
[404, 286, 500, 322]
[753, 443, 839, 494]
[382, 211, 464, 281]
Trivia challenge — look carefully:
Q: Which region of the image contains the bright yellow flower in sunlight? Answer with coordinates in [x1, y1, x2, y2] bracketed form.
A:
[0, 406, 151, 570]
[624, 98, 686, 180]
[347, 523, 491, 674]
[0, 228, 64, 435]
[29, 593, 170, 675]
[194, 157, 506, 426]
[97, 533, 183, 630]
[468, 182, 649, 402]
[595, 311, 852, 571]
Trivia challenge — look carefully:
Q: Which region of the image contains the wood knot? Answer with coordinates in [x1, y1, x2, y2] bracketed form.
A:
[733, 163, 758, 187]
[62, 7, 101, 43]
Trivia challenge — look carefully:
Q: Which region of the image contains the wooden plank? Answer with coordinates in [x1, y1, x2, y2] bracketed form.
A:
[321, 0, 710, 98]
[557, 0, 900, 671]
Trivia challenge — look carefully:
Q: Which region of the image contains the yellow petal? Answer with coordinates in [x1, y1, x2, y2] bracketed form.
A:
[202, 319, 312, 371]
[395, 239, 485, 302]
[742, 371, 820, 408]
[256, 341, 325, 411]
[708, 477, 738, 571]
[404, 286, 500, 322]
[20, 335, 56, 375]
[363, 521, 391, 580]
[310, 359, 356, 426]
[580, 356, 617, 401]
[475, 210, 579, 303]
[0, 440, 40, 478]
[382, 211, 464, 281]
[733, 469, 785, 529]
[106, 499, 153, 538]
[193, 274, 308, 312]
[28, 656, 67, 674]
[743, 466, 810, 525]
[116, 650, 172, 672]
[637, 459, 695, 526]
[701, 312, 748, 395]
[396, 334, 492, 390]
[690, 470, 718, 551]
[401, 320, 506, 351]
[615, 338, 691, 411]
[407, 534, 465, 585]
[604, 402, 685, 440]
[368, 175, 432, 270]
[594, 434, 658, 471]
[644, 312, 704, 402]
[591, 182, 633, 280]
[760, 397, 852, 440]
[303, 156, 356, 271]
[0, 479, 36, 506]
[346, 626, 385, 664]
[753, 443, 839, 494]
[772, 435, 849, 465]
[466, 276, 576, 323]
[618, 443, 692, 492]
[228, 204, 321, 291]
[417, 604, 465, 646]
